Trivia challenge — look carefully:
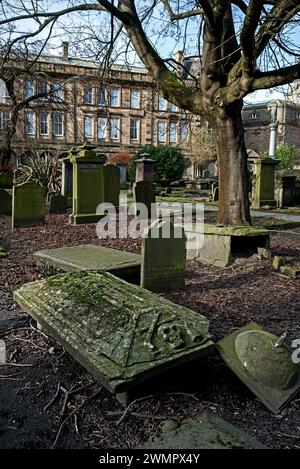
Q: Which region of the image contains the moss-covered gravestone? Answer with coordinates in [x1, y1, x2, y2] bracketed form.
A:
[69, 143, 106, 225]
[252, 158, 278, 208]
[12, 182, 45, 228]
[217, 322, 300, 413]
[13, 271, 213, 404]
[0, 172, 13, 189]
[103, 164, 120, 207]
[0, 188, 12, 215]
[141, 219, 186, 292]
[138, 412, 265, 449]
[49, 193, 68, 214]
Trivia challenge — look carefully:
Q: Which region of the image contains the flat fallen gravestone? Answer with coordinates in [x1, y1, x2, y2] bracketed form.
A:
[14, 271, 214, 403]
[138, 411, 265, 449]
[34, 244, 141, 281]
[217, 322, 300, 413]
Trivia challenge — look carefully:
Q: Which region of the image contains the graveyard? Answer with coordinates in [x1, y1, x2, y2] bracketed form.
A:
[0, 145, 300, 448]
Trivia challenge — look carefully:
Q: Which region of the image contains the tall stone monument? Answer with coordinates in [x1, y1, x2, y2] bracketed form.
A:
[69, 142, 106, 225]
[133, 153, 156, 218]
[141, 218, 186, 292]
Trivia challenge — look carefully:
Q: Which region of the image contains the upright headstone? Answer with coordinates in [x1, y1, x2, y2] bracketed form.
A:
[69, 143, 106, 225]
[275, 175, 296, 208]
[61, 149, 76, 208]
[133, 153, 156, 218]
[202, 168, 210, 178]
[12, 182, 45, 228]
[0, 188, 12, 215]
[118, 162, 127, 189]
[211, 182, 219, 202]
[0, 172, 13, 189]
[252, 158, 278, 208]
[141, 219, 186, 292]
[49, 193, 68, 214]
[103, 164, 120, 207]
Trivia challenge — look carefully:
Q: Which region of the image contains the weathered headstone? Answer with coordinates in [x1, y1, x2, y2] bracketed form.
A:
[14, 271, 214, 404]
[133, 154, 156, 218]
[34, 244, 140, 282]
[141, 219, 186, 292]
[69, 143, 106, 225]
[118, 162, 127, 189]
[103, 164, 120, 207]
[202, 169, 210, 178]
[12, 182, 45, 228]
[49, 193, 68, 214]
[198, 224, 273, 267]
[275, 175, 297, 208]
[217, 322, 300, 413]
[252, 158, 278, 208]
[0, 188, 12, 215]
[138, 412, 265, 449]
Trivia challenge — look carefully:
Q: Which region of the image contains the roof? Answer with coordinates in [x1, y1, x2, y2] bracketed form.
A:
[37, 55, 149, 74]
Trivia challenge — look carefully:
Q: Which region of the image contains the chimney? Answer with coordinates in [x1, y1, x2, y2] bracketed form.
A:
[62, 41, 69, 59]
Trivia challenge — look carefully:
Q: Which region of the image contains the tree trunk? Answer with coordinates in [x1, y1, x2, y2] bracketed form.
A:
[0, 137, 13, 172]
[215, 103, 251, 225]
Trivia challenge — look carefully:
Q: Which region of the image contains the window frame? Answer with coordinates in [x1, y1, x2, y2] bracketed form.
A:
[110, 87, 120, 107]
[130, 90, 141, 109]
[52, 111, 64, 137]
[25, 110, 35, 135]
[84, 115, 94, 139]
[130, 117, 140, 141]
[110, 116, 121, 140]
[97, 116, 107, 140]
[157, 120, 167, 143]
[39, 111, 49, 135]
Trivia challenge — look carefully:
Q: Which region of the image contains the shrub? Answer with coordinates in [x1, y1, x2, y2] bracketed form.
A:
[128, 146, 186, 185]
[276, 144, 296, 170]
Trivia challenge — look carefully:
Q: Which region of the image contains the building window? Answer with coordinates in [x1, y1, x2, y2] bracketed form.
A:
[130, 90, 140, 109]
[130, 118, 140, 140]
[25, 111, 35, 135]
[169, 102, 178, 112]
[53, 111, 64, 136]
[110, 117, 120, 140]
[110, 88, 120, 107]
[158, 95, 167, 111]
[24, 80, 34, 99]
[84, 87, 93, 105]
[0, 80, 9, 100]
[84, 115, 94, 138]
[53, 82, 63, 102]
[169, 122, 177, 143]
[98, 89, 106, 105]
[39, 112, 49, 135]
[179, 122, 189, 141]
[97, 116, 107, 140]
[157, 121, 167, 143]
[0, 111, 10, 130]
[39, 81, 48, 100]
[249, 112, 259, 119]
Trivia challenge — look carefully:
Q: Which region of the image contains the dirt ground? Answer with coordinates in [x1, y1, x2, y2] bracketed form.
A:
[0, 212, 300, 449]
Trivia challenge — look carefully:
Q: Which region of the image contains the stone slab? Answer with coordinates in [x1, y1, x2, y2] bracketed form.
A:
[138, 411, 265, 449]
[13, 271, 214, 398]
[34, 244, 141, 281]
[203, 224, 276, 237]
[49, 193, 68, 214]
[273, 256, 300, 278]
[217, 322, 300, 414]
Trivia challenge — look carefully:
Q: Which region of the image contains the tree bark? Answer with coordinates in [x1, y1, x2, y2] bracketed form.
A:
[215, 102, 251, 225]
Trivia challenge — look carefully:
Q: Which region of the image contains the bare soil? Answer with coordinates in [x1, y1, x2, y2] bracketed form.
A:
[0, 212, 300, 449]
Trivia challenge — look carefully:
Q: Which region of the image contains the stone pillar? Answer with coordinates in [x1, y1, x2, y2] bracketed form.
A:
[269, 123, 278, 159]
[69, 142, 106, 225]
[133, 153, 156, 218]
[252, 158, 278, 209]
